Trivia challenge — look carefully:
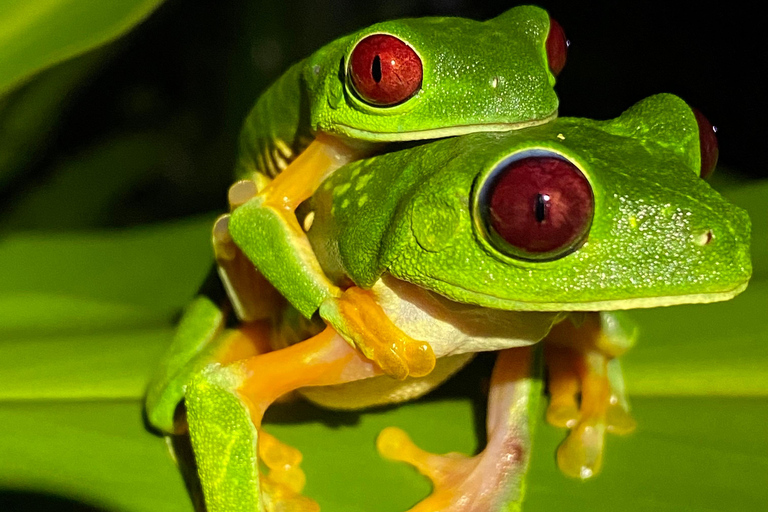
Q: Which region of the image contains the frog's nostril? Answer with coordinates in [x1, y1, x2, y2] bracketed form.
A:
[693, 229, 713, 246]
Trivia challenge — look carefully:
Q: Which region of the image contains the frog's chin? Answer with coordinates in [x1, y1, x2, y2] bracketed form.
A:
[332, 110, 557, 143]
[452, 281, 750, 312]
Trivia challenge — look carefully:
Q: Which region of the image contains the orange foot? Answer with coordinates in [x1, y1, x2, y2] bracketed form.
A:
[321, 286, 436, 380]
[545, 314, 637, 479]
[259, 431, 318, 512]
[377, 348, 537, 512]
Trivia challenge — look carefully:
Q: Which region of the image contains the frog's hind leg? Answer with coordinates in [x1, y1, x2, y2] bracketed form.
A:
[186, 327, 381, 512]
[544, 311, 638, 480]
[144, 262, 276, 434]
[376, 346, 541, 512]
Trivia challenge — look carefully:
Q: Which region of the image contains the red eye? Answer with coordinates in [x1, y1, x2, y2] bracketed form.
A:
[482, 155, 593, 260]
[348, 34, 423, 106]
[692, 108, 719, 180]
[546, 17, 568, 77]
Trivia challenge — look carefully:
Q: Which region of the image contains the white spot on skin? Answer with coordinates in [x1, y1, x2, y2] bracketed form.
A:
[557, 133, 566, 140]
[303, 211, 315, 232]
[491, 77, 499, 88]
[355, 174, 372, 191]
[333, 182, 351, 196]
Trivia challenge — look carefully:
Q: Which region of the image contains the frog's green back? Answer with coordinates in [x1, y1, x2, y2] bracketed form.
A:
[308, 94, 751, 311]
[236, 6, 560, 181]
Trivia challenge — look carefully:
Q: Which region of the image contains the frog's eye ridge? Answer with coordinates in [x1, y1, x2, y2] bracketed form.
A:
[545, 17, 568, 77]
[348, 34, 423, 106]
[480, 155, 593, 261]
[693, 108, 719, 180]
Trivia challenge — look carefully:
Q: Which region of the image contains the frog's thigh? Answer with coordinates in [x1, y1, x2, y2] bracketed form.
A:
[299, 352, 475, 410]
[146, 292, 272, 434]
[376, 347, 540, 512]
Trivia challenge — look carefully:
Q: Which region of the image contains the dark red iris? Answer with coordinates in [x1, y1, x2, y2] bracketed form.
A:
[486, 156, 593, 259]
[348, 34, 423, 106]
[546, 17, 568, 77]
[692, 108, 719, 180]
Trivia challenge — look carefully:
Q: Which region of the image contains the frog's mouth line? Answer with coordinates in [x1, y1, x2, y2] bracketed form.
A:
[334, 111, 558, 143]
[432, 281, 750, 312]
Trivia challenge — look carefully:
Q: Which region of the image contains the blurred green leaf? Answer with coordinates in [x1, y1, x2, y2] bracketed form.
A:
[0, 52, 103, 188]
[0, 216, 213, 314]
[0, 401, 190, 512]
[1, 131, 176, 230]
[0, 0, 167, 96]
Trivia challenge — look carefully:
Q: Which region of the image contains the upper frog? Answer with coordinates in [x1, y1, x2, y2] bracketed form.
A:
[307, 94, 752, 313]
[237, 5, 566, 177]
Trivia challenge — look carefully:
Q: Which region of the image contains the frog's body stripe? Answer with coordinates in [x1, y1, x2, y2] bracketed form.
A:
[236, 61, 313, 182]
[397, 281, 749, 313]
[334, 111, 557, 142]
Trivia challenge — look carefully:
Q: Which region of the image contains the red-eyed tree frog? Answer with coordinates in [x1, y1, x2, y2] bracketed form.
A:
[146, 94, 750, 511]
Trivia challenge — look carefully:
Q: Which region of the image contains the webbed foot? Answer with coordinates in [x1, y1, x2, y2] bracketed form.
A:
[376, 347, 538, 512]
[544, 312, 637, 480]
[186, 326, 382, 510]
[320, 286, 436, 380]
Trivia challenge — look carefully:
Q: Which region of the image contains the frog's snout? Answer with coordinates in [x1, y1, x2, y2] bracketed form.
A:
[694, 204, 753, 285]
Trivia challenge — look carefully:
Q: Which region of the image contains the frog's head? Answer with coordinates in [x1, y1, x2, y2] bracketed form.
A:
[310, 94, 751, 311]
[303, 6, 565, 142]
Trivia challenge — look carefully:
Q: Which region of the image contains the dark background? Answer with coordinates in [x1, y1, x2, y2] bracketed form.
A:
[6, 0, 765, 228]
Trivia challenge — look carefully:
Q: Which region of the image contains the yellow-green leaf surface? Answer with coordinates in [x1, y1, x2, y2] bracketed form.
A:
[0, 181, 766, 511]
[0, 0, 167, 95]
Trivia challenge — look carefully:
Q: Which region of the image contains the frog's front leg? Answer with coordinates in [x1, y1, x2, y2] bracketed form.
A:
[228, 169, 437, 381]
[186, 326, 382, 512]
[376, 346, 540, 512]
[544, 311, 637, 479]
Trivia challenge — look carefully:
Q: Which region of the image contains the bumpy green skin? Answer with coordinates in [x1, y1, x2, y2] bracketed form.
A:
[186, 364, 261, 512]
[145, 296, 225, 433]
[307, 94, 752, 310]
[236, 5, 558, 178]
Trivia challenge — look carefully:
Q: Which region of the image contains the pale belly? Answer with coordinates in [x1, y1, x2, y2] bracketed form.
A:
[296, 274, 562, 410]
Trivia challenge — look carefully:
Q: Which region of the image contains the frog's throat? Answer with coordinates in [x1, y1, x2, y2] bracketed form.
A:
[334, 110, 558, 142]
[435, 281, 749, 312]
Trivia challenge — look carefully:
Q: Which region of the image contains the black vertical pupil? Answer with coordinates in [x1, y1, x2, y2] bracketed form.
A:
[371, 55, 382, 82]
[534, 193, 548, 223]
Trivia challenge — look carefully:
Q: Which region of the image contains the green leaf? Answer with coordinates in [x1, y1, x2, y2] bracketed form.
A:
[1, 131, 175, 230]
[0, 401, 191, 512]
[0, 0, 167, 95]
[0, 216, 213, 314]
[0, 52, 103, 188]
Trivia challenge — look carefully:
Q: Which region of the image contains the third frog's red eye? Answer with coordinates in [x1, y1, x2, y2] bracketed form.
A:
[481, 155, 593, 260]
[545, 17, 568, 77]
[348, 34, 423, 106]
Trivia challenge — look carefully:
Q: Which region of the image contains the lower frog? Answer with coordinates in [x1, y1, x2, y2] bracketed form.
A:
[145, 94, 751, 511]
